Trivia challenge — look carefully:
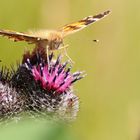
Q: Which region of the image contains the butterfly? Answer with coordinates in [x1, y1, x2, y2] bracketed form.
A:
[0, 10, 110, 51]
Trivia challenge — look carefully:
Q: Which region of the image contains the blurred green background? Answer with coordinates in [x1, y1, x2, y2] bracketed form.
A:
[0, 0, 140, 140]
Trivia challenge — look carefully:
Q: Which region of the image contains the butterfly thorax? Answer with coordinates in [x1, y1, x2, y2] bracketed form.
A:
[31, 30, 63, 50]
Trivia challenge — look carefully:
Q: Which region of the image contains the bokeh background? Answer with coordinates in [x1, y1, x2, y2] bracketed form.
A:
[0, 0, 140, 140]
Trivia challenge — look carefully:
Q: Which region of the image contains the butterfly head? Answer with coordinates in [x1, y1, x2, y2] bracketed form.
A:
[47, 31, 63, 50]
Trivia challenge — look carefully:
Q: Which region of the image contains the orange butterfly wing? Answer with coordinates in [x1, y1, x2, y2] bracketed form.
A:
[0, 29, 41, 44]
[59, 10, 110, 37]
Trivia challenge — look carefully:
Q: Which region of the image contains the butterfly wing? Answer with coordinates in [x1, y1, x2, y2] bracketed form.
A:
[0, 29, 41, 44]
[59, 10, 110, 37]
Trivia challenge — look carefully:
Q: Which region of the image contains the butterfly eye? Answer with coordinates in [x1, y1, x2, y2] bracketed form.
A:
[55, 42, 61, 49]
[53, 40, 62, 49]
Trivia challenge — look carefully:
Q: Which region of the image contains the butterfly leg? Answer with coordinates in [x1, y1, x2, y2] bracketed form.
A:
[46, 45, 50, 67]
[58, 44, 74, 64]
[64, 47, 74, 64]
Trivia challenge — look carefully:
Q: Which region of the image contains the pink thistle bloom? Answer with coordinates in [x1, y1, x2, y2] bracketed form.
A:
[0, 45, 85, 121]
[10, 51, 85, 120]
[22, 53, 85, 120]
[26, 54, 84, 94]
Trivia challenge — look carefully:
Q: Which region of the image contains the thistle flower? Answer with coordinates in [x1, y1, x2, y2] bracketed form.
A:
[25, 54, 83, 120]
[11, 47, 84, 120]
[26, 54, 83, 93]
[0, 46, 85, 121]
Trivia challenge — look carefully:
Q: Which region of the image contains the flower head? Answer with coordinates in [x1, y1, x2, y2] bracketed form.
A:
[22, 52, 84, 120]
[25, 54, 83, 94]
[0, 46, 85, 121]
